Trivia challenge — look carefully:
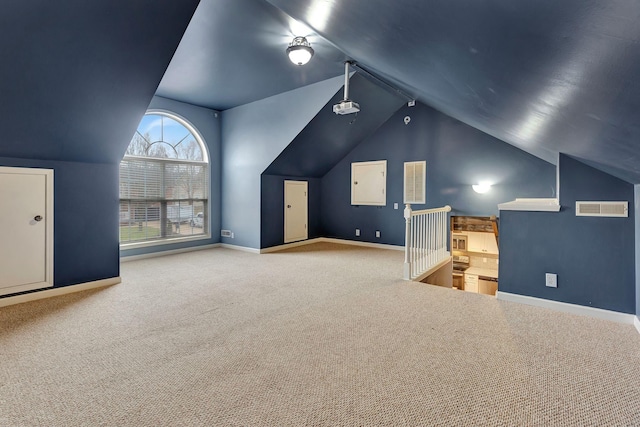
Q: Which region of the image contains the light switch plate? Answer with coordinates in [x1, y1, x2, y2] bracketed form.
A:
[355, 229, 360, 236]
[545, 273, 557, 288]
[375, 230, 381, 238]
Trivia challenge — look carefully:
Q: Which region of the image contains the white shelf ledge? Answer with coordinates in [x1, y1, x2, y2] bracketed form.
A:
[498, 198, 560, 212]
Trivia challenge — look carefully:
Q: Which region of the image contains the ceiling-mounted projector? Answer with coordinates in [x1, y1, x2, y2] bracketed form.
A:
[333, 100, 360, 115]
[333, 61, 360, 115]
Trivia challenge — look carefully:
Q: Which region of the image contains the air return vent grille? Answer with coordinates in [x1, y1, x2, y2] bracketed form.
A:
[575, 201, 628, 217]
[404, 161, 426, 204]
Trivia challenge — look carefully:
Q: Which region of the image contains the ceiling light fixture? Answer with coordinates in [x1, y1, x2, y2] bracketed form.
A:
[472, 181, 492, 194]
[286, 36, 314, 66]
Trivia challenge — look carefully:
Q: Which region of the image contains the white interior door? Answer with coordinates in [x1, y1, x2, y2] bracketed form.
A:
[284, 180, 308, 243]
[0, 167, 53, 296]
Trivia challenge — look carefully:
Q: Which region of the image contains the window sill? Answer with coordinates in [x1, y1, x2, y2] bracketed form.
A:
[120, 233, 211, 250]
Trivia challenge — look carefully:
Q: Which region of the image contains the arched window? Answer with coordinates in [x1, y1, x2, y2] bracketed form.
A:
[119, 111, 209, 245]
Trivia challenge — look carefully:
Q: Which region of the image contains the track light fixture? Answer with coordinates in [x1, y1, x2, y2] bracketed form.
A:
[286, 36, 314, 66]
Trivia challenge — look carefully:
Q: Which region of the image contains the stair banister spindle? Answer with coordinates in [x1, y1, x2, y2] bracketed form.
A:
[403, 205, 452, 281]
[403, 204, 412, 280]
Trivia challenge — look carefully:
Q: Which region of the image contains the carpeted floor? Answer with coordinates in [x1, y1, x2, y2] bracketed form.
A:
[1, 242, 639, 426]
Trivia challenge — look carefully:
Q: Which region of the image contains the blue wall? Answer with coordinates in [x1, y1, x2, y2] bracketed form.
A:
[261, 175, 322, 248]
[221, 76, 344, 249]
[264, 74, 406, 178]
[636, 185, 640, 316]
[319, 103, 557, 245]
[120, 96, 223, 257]
[500, 154, 635, 314]
[0, 157, 119, 292]
[0, 1, 199, 294]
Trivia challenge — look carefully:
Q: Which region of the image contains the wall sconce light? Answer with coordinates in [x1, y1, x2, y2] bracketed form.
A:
[472, 181, 492, 194]
[286, 36, 314, 66]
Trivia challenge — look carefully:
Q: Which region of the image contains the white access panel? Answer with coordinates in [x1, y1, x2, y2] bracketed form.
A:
[284, 180, 308, 243]
[351, 160, 387, 206]
[0, 167, 54, 296]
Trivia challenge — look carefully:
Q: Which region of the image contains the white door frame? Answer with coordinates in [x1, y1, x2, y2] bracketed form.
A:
[0, 166, 54, 295]
[284, 180, 308, 244]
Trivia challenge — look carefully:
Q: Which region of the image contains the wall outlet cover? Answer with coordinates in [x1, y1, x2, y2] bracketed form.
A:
[375, 230, 381, 238]
[355, 229, 360, 236]
[545, 273, 557, 288]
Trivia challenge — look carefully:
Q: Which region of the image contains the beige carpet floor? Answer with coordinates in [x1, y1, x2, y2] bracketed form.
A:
[1, 242, 639, 426]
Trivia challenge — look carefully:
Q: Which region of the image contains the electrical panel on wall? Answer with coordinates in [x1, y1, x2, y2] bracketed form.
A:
[351, 160, 387, 206]
[404, 161, 426, 204]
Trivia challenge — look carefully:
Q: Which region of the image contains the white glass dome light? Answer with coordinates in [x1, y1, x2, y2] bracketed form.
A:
[472, 181, 492, 194]
[287, 36, 314, 66]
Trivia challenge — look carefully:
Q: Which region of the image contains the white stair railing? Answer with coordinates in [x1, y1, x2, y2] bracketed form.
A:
[403, 204, 452, 280]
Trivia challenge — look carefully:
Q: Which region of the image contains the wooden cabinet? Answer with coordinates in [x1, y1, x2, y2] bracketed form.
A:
[478, 278, 498, 296]
[466, 231, 498, 254]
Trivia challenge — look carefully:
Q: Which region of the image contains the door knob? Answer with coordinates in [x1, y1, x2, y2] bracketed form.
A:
[34, 215, 43, 222]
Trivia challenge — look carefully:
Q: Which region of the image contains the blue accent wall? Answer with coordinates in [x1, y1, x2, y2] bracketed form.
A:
[0, 1, 199, 165]
[221, 76, 344, 249]
[500, 154, 635, 314]
[261, 175, 322, 248]
[319, 103, 556, 245]
[120, 96, 222, 257]
[0, 1, 200, 294]
[264, 74, 406, 178]
[0, 157, 119, 291]
[636, 185, 640, 316]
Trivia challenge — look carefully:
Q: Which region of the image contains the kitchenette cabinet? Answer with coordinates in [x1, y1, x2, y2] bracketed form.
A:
[464, 273, 478, 293]
[466, 231, 499, 254]
[464, 267, 498, 296]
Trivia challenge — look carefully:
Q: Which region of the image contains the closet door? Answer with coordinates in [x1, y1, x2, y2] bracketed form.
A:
[284, 180, 308, 243]
[0, 167, 53, 296]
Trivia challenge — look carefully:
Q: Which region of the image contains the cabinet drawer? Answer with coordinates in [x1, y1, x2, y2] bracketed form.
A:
[464, 274, 478, 284]
[464, 273, 479, 293]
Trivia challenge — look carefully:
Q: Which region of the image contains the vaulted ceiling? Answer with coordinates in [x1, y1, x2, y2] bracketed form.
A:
[158, 0, 640, 183]
[3, 0, 640, 183]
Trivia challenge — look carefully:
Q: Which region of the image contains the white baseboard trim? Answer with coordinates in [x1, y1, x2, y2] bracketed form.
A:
[496, 291, 636, 325]
[634, 316, 640, 335]
[260, 238, 323, 253]
[320, 237, 405, 251]
[220, 243, 261, 254]
[0, 277, 121, 308]
[121, 243, 221, 262]
[261, 237, 404, 254]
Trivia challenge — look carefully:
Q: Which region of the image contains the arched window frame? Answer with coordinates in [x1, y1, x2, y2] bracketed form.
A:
[119, 109, 210, 248]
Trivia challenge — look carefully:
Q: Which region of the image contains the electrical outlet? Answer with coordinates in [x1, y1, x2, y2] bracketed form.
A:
[355, 229, 360, 237]
[394, 203, 398, 209]
[545, 273, 557, 288]
[375, 230, 381, 238]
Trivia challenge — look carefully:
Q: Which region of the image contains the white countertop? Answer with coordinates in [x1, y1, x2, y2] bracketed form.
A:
[465, 267, 498, 279]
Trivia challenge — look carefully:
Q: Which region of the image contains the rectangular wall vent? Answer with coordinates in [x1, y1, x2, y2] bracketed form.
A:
[575, 201, 628, 217]
[404, 161, 426, 204]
